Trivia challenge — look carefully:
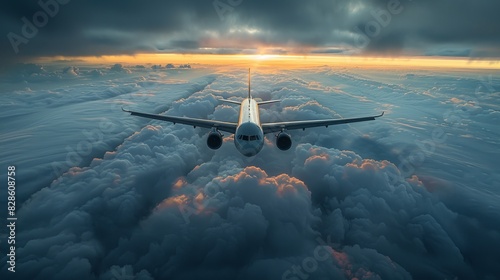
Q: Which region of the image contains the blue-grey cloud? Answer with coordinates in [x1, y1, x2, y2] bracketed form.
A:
[1, 66, 499, 280]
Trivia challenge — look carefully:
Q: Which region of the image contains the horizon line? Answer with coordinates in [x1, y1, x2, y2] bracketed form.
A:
[31, 53, 500, 70]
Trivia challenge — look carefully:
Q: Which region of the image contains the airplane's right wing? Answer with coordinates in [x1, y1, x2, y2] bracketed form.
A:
[261, 112, 384, 134]
[122, 108, 238, 134]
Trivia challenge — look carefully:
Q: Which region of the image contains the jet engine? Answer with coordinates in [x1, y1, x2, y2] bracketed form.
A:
[207, 130, 223, 150]
[276, 131, 292, 151]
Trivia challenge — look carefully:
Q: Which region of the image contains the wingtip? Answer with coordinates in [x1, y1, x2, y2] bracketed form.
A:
[121, 106, 130, 113]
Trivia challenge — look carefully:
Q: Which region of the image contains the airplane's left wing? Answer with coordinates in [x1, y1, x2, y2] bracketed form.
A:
[122, 108, 238, 134]
[262, 112, 384, 134]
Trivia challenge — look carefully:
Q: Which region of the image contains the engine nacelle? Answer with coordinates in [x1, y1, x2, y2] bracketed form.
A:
[276, 132, 292, 151]
[207, 130, 223, 150]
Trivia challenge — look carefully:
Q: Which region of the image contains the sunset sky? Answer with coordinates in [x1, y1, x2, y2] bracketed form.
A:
[1, 0, 500, 69]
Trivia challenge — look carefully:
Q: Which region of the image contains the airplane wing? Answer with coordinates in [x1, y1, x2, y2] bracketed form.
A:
[261, 112, 384, 134]
[122, 108, 238, 134]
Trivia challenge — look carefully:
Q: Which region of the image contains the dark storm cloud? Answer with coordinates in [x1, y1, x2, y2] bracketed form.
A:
[361, 0, 500, 57]
[1, 0, 500, 65]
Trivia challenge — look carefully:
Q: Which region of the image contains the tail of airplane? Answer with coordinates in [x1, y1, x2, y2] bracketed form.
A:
[219, 68, 281, 105]
[248, 68, 251, 99]
[249, 68, 281, 105]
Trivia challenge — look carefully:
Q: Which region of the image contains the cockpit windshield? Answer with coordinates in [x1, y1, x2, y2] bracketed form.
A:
[238, 135, 260, 141]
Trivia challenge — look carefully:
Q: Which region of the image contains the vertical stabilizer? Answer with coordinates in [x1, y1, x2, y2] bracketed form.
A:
[248, 68, 251, 99]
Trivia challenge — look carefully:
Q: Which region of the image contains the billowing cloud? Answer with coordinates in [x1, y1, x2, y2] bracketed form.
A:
[1, 66, 499, 279]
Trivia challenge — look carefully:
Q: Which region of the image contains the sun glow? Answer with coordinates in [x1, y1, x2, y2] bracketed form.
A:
[254, 54, 281, 61]
[37, 53, 500, 70]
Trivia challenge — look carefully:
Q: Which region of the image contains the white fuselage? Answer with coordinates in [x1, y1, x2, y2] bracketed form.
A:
[234, 98, 264, 157]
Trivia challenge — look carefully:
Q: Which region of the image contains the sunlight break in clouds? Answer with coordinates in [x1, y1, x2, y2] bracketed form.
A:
[35, 54, 500, 70]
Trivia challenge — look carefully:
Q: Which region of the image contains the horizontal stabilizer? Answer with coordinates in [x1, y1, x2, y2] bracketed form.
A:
[257, 100, 281, 105]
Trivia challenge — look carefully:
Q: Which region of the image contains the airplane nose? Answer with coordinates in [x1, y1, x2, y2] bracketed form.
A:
[243, 152, 254, 157]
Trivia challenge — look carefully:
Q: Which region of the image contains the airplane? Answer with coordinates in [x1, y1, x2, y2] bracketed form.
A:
[122, 69, 384, 157]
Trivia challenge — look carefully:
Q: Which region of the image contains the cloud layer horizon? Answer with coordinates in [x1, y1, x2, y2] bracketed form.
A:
[1, 65, 499, 279]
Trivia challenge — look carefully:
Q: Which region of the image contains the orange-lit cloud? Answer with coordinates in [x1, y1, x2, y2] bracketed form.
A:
[214, 166, 308, 197]
[173, 177, 188, 189]
[156, 194, 189, 210]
